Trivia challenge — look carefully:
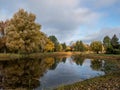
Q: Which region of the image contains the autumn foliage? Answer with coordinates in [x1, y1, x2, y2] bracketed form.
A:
[0, 9, 120, 54]
[0, 9, 54, 53]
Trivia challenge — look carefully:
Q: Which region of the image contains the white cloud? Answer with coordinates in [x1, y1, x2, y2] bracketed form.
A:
[27, 0, 101, 44]
[0, 0, 119, 44]
[82, 27, 120, 43]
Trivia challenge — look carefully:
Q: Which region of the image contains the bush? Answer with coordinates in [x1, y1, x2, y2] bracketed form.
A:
[113, 49, 120, 54]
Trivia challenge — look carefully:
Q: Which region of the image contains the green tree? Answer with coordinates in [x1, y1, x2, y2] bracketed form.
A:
[49, 35, 59, 51]
[103, 36, 113, 53]
[74, 41, 79, 51]
[6, 9, 42, 53]
[61, 42, 67, 51]
[74, 40, 85, 52]
[111, 34, 119, 49]
[90, 41, 102, 54]
[111, 34, 120, 54]
[103, 36, 111, 48]
[56, 44, 63, 52]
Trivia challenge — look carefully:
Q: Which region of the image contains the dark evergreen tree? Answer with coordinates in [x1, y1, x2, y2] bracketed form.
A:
[103, 36, 113, 54]
[111, 34, 120, 54]
[111, 34, 119, 49]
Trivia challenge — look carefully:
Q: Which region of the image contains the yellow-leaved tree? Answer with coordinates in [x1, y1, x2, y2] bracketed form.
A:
[5, 9, 53, 53]
[44, 39, 54, 52]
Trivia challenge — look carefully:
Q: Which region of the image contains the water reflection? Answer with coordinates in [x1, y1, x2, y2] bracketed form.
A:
[36, 57, 105, 90]
[0, 57, 55, 90]
[91, 59, 105, 70]
[72, 56, 84, 66]
[0, 56, 106, 90]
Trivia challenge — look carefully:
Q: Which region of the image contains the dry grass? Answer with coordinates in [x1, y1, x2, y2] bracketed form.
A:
[0, 53, 22, 61]
[55, 72, 120, 90]
[79, 53, 120, 60]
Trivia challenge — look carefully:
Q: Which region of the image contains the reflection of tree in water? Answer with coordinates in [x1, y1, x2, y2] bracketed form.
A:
[50, 57, 66, 70]
[91, 59, 103, 70]
[62, 57, 66, 63]
[91, 59, 120, 74]
[0, 57, 55, 89]
[72, 56, 85, 66]
[103, 60, 119, 74]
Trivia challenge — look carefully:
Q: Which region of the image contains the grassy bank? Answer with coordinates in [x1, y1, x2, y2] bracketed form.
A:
[0, 52, 120, 89]
[77, 53, 120, 60]
[55, 72, 120, 90]
[55, 53, 120, 90]
[0, 52, 74, 61]
[0, 52, 120, 60]
[0, 53, 23, 61]
[29, 52, 74, 58]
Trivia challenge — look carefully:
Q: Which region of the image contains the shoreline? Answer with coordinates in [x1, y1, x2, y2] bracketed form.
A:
[0, 52, 120, 61]
[0, 52, 120, 89]
[55, 71, 120, 90]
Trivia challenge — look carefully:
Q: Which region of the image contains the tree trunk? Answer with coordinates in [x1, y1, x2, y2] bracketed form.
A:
[3, 45, 6, 54]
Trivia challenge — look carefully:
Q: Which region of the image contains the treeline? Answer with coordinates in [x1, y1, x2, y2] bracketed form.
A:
[103, 35, 120, 54]
[0, 9, 120, 54]
[70, 34, 120, 54]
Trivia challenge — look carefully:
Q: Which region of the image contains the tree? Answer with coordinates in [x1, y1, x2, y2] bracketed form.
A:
[74, 41, 79, 51]
[103, 36, 111, 48]
[0, 21, 7, 53]
[79, 41, 85, 52]
[111, 34, 120, 54]
[56, 44, 63, 52]
[0, 38, 5, 52]
[74, 40, 85, 52]
[70, 42, 75, 51]
[61, 43, 67, 51]
[49, 35, 59, 51]
[103, 36, 113, 53]
[44, 39, 54, 52]
[111, 34, 119, 49]
[6, 9, 42, 53]
[49, 35, 59, 45]
[84, 44, 90, 51]
[38, 32, 54, 52]
[90, 41, 102, 54]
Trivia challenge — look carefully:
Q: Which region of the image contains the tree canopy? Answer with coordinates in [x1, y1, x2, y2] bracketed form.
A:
[90, 41, 102, 54]
[3, 9, 54, 53]
[103, 35, 120, 54]
[49, 35, 60, 52]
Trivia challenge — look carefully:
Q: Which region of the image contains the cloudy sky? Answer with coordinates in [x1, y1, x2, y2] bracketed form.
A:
[0, 0, 120, 44]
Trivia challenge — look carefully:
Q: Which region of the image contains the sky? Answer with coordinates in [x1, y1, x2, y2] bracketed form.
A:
[0, 0, 120, 44]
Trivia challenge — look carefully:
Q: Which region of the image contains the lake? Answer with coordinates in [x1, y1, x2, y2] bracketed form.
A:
[0, 56, 117, 90]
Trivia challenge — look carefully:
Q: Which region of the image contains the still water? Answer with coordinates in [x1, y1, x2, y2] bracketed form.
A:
[0, 56, 106, 90]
